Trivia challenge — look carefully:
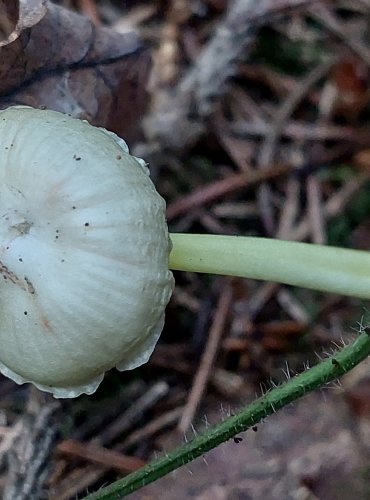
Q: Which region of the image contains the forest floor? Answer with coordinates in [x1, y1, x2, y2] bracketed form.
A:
[0, 1, 370, 498]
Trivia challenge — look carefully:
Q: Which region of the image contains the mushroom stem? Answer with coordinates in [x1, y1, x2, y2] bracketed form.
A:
[169, 233, 370, 299]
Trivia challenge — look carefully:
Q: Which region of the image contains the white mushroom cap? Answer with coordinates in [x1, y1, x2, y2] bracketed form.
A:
[0, 107, 174, 398]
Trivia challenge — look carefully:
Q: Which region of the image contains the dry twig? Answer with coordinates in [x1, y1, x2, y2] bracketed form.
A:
[4, 389, 60, 500]
[178, 280, 233, 433]
[144, 0, 323, 151]
[257, 58, 338, 234]
[166, 163, 292, 220]
[306, 175, 326, 244]
[57, 440, 145, 474]
[51, 382, 169, 498]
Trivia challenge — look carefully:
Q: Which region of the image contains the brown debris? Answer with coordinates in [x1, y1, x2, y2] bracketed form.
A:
[3, 389, 60, 500]
[178, 280, 233, 433]
[144, 0, 322, 151]
[78, 0, 101, 26]
[56, 439, 145, 473]
[167, 163, 292, 220]
[0, 0, 150, 142]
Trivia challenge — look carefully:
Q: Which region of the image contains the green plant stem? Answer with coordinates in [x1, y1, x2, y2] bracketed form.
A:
[169, 233, 370, 299]
[83, 329, 370, 500]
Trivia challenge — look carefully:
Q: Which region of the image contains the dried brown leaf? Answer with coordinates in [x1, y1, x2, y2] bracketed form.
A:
[0, 0, 46, 47]
[0, 1, 151, 141]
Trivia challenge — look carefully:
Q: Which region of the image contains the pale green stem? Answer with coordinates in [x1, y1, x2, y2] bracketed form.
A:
[169, 233, 370, 299]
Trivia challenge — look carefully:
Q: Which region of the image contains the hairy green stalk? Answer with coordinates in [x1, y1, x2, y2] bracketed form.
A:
[84, 328, 370, 500]
[169, 233, 370, 299]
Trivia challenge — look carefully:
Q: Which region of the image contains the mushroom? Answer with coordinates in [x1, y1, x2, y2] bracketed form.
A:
[2, 106, 370, 399]
[0, 106, 174, 398]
